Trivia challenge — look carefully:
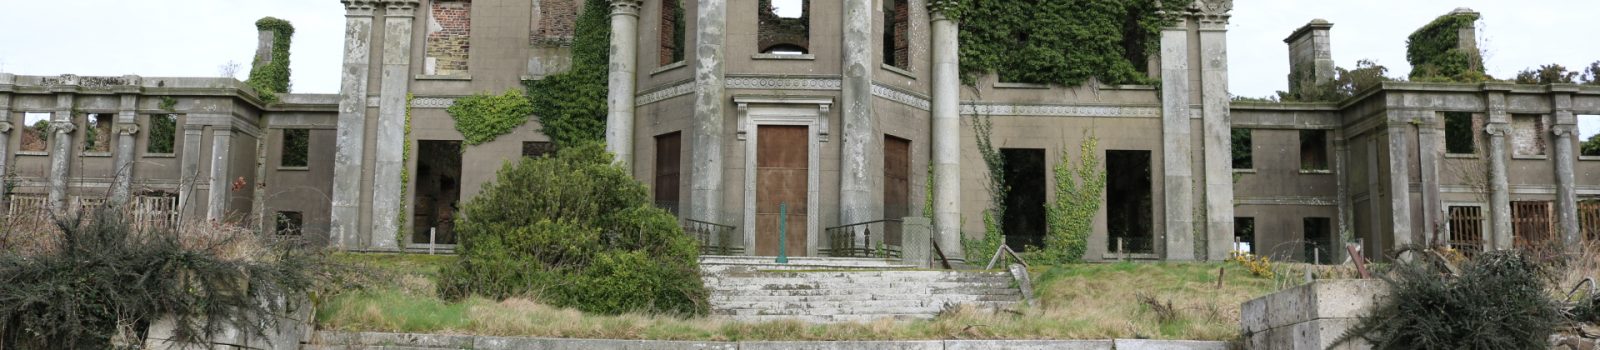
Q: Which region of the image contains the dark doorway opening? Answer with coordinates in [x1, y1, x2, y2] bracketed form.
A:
[1235, 217, 1255, 254]
[655, 132, 682, 215]
[1001, 148, 1046, 250]
[1304, 217, 1332, 264]
[413, 140, 462, 245]
[1106, 150, 1153, 253]
[883, 135, 911, 246]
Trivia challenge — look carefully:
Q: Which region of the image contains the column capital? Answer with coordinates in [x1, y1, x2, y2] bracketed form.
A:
[1187, 0, 1232, 28]
[609, 0, 643, 16]
[116, 123, 140, 136]
[0, 121, 12, 134]
[927, 0, 960, 18]
[342, 0, 380, 15]
[383, 0, 419, 16]
[1552, 125, 1577, 137]
[50, 121, 76, 135]
[1484, 122, 1509, 136]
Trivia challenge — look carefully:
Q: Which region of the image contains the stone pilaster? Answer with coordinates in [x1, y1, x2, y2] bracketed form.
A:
[838, 0, 878, 236]
[1484, 89, 1512, 250]
[1385, 120, 1414, 250]
[0, 90, 12, 202]
[207, 129, 234, 221]
[1196, 4, 1232, 261]
[110, 90, 140, 205]
[1551, 88, 1581, 249]
[178, 126, 204, 222]
[928, 0, 961, 260]
[332, 0, 379, 249]
[1334, 132, 1351, 258]
[605, 0, 642, 168]
[47, 93, 76, 214]
[1417, 117, 1442, 246]
[1159, 15, 1195, 260]
[690, 0, 728, 225]
[371, 0, 418, 250]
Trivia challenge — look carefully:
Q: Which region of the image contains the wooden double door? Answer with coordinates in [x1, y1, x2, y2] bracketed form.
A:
[754, 125, 809, 256]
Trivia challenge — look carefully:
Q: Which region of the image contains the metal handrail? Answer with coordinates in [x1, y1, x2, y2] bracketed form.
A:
[683, 218, 742, 255]
[822, 219, 903, 258]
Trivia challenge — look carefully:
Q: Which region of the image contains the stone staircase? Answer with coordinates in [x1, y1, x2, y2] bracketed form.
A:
[699, 256, 1026, 323]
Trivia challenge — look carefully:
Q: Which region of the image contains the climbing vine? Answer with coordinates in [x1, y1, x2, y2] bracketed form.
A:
[956, 0, 1184, 86]
[397, 93, 414, 248]
[1041, 135, 1105, 264]
[964, 114, 1007, 262]
[447, 90, 536, 146]
[525, 0, 610, 148]
[246, 17, 294, 102]
[1405, 12, 1488, 82]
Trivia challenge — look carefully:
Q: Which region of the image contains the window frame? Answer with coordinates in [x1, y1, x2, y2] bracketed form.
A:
[279, 128, 311, 170]
[143, 113, 180, 157]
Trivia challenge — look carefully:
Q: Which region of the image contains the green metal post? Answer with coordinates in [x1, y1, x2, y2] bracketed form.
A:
[777, 202, 788, 264]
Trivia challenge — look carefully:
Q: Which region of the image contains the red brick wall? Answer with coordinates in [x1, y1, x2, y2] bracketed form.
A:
[887, 0, 908, 68]
[659, 0, 682, 65]
[757, 0, 810, 54]
[427, 0, 472, 75]
[533, 0, 578, 47]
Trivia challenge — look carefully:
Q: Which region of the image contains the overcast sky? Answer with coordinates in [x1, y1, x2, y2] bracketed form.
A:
[0, 0, 1594, 137]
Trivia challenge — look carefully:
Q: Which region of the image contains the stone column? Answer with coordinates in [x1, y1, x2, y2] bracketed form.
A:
[1552, 89, 1581, 249]
[1417, 117, 1442, 246]
[110, 92, 140, 205]
[1484, 89, 1512, 250]
[371, 0, 418, 250]
[928, 0, 961, 260]
[838, 0, 878, 236]
[1334, 133, 1350, 258]
[207, 129, 233, 221]
[47, 92, 76, 214]
[1385, 120, 1415, 250]
[332, 0, 379, 249]
[605, 0, 642, 168]
[0, 88, 12, 201]
[1159, 15, 1195, 261]
[690, 0, 728, 225]
[1196, 8, 1232, 261]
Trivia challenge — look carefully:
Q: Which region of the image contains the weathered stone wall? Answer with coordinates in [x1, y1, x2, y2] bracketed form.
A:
[1241, 280, 1383, 350]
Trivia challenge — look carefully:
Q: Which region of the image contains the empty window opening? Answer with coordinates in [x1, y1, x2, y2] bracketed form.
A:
[1512, 201, 1554, 250]
[882, 0, 909, 69]
[21, 112, 50, 152]
[1512, 114, 1548, 157]
[654, 132, 682, 215]
[1235, 217, 1255, 254]
[1000, 148, 1046, 250]
[882, 135, 911, 246]
[758, 0, 809, 54]
[1447, 206, 1485, 253]
[1107, 150, 1154, 254]
[425, 0, 472, 75]
[1232, 128, 1252, 169]
[532, 0, 577, 46]
[1579, 114, 1599, 157]
[84, 113, 113, 153]
[275, 211, 303, 235]
[1300, 129, 1329, 171]
[147, 114, 178, 155]
[1582, 200, 1599, 241]
[522, 141, 555, 158]
[413, 140, 463, 245]
[1444, 112, 1477, 155]
[660, 0, 686, 65]
[281, 129, 309, 168]
[1303, 217, 1332, 264]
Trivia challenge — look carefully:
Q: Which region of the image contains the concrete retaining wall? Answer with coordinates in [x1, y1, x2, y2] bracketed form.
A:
[1240, 279, 1383, 350]
[305, 331, 1229, 350]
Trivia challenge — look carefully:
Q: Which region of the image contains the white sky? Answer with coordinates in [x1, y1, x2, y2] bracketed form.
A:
[0, 0, 1595, 141]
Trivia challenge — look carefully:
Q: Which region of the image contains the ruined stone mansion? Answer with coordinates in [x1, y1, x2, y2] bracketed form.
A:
[0, 0, 1595, 262]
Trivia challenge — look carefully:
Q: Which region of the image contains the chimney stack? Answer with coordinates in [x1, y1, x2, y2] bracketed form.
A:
[1285, 19, 1334, 95]
[254, 28, 277, 66]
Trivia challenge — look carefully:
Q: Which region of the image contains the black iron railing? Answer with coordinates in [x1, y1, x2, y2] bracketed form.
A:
[683, 218, 742, 255]
[821, 219, 902, 258]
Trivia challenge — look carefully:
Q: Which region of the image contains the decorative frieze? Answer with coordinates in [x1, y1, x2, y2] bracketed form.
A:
[411, 97, 457, 109]
[635, 81, 695, 106]
[870, 83, 930, 111]
[726, 76, 841, 91]
[960, 103, 1161, 118]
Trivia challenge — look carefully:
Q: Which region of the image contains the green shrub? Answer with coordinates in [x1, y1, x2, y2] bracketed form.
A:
[1336, 250, 1562, 349]
[1041, 136, 1104, 264]
[447, 90, 536, 146]
[0, 209, 330, 348]
[439, 143, 707, 316]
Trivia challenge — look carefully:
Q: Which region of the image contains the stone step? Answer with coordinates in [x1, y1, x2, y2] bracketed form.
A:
[699, 255, 908, 268]
[703, 273, 1012, 282]
[710, 293, 1023, 303]
[707, 283, 1017, 292]
[712, 302, 1020, 317]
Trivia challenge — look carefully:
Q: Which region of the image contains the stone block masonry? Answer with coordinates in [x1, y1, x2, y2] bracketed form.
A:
[533, 0, 578, 46]
[307, 332, 1230, 350]
[426, 0, 471, 75]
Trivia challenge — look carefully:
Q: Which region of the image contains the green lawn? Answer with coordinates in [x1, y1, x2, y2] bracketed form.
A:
[316, 253, 1279, 341]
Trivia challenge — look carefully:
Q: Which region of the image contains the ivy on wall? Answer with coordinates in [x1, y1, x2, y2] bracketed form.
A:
[955, 0, 1183, 86]
[1405, 12, 1488, 82]
[398, 93, 414, 248]
[447, 90, 537, 146]
[1042, 135, 1105, 264]
[963, 114, 1007, 262]
[525, 0, 610, 148]
[247, 17, 294, 102]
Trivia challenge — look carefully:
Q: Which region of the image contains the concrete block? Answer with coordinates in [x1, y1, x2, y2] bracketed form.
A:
[900, 217, 932, 268]
[944, 339, 1112, 350]
[1265, 326, 1294, 350]
[1112, 339, 1229, 350]
[1264, 283, 1309, 329]
[739, 340, 942, 350]
[1294, 318, 1367, 350]
[1240, 295, 1269, 335]
[1305, 280, 1385, 320]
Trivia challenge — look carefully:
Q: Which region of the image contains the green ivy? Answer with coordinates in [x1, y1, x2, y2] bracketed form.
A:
[447, 90, 537, 146]
[1405, 12, 1488, 82]
[965, 113, 1007, 263]
[956, 0, 1182, 86]
[158, 96, 178, 112]
[525, 0, 610, 148]
[246, 17, 294, 103]
[1041, 135, 1105, 264]
[398, 94, 414, 248]
[963, 210, 1005, 264]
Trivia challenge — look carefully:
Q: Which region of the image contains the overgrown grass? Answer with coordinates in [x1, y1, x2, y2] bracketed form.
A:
[317, 254, 1278, 341]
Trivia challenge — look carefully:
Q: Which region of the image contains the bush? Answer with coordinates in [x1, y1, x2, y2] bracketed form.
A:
[1041, 136, 1104, 264]
[1336, 250, 1562, 349]
[0, 209, 330, 349]
[438, 143, 707, 316]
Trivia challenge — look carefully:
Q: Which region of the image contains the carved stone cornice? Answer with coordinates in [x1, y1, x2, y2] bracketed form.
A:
[1188, 0, 1231, 26]
[50, 121, 76, 135]
[342, 0, 380, 15]
[116, 123, 140, 136]
[927, 0, 960, 17]
[609, 0, 643, 16]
